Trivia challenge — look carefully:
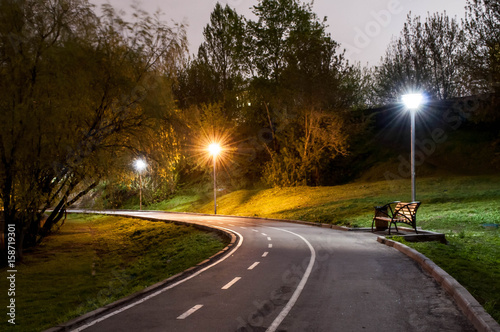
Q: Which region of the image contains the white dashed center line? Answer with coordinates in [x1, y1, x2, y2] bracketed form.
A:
[177, 304, 203, 320]
[262, 252, 269, 257]
[248, 262, 260, 270]
[222, 277, 241, 290]
[267, 237, 272, 241]
[268, 244, 273, 248]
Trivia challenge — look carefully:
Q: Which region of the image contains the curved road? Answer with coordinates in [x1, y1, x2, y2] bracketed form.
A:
[73, 211, 474, 332]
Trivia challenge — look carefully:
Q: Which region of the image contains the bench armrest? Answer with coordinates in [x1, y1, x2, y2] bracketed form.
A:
[374, 204, 390, 218]
[374, 201, 400, 218]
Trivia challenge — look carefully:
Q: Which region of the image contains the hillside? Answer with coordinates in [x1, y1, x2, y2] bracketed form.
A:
[145, 175, 500, 230]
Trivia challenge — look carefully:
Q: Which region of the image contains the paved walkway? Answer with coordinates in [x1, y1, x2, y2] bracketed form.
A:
[52, 211, 484, 332]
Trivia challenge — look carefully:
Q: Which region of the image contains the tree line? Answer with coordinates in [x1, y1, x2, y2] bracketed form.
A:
[0, 0, 498, 259]
[371, 0, 499, 105]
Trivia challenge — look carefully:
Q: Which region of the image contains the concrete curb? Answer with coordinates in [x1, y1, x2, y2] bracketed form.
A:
[44, 213, 240, 332]
[377, 236, 500, 332]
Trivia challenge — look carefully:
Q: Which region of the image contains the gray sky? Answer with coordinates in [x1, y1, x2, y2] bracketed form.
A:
[90, 0, 468, 66]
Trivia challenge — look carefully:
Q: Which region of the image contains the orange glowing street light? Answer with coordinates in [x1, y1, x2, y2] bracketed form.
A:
[208, 143, 222, 214]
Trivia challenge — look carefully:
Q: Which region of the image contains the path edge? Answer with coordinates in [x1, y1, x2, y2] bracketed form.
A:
[377, 236, 500, 332]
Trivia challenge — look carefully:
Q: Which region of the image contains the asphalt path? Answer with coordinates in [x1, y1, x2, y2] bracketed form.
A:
[72, 211, 475, 332]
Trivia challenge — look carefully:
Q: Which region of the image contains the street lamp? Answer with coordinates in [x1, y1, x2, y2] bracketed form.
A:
[134, 158, 147, 210]
[208, 143, 222, 214]
[402, 93, 423, 202]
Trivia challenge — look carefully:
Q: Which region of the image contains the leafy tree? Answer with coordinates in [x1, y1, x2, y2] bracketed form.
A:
[174, 57, 222, 108]
[175, 3, 248, 122]
[174, 3, 264, 189]
[262, 109, 348, 186]
[0, 0, 186, 262]
[174, 0, 362, 188]
[374, 12, 465, 103]
[198, 3, 246, 100]
[247, 0, 329, 84]
[246, 0, 354, 186]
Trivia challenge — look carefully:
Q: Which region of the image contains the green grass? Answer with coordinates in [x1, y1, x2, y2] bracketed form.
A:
[157, 176, 500, 227]
[0, 214, 228, 332]
[146, 193, 207, 212]
[147, 174, 500, 323]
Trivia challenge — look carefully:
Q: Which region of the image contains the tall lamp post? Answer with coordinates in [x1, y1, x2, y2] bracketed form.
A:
[402, 93, 423, 202]
[134, 158, 147, 210]
[208, 143, 222, 214]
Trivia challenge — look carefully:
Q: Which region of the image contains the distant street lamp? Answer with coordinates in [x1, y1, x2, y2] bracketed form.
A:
[402, 93, 424, 202]
[208, 143, 222, 214]
[134, 158, 147, 210]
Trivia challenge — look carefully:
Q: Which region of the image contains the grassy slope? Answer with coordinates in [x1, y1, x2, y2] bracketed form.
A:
[177, 176, 500, 228]
[0, 214, 228, 332]
[151, 175, 500, 322]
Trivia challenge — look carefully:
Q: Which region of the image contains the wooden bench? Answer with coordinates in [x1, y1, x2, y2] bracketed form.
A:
[372, 201, 421, 234]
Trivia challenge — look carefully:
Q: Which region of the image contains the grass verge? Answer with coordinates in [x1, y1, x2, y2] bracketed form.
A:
[0, 214, 228, 332]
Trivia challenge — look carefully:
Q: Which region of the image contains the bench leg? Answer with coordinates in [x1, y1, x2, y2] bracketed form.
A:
[389, 222, 399, 235]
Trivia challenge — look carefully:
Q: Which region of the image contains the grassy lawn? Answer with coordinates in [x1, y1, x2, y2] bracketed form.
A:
[0, 214, 228, 332]
[149, 174, 500, 323]
[186, 175, 500, 228]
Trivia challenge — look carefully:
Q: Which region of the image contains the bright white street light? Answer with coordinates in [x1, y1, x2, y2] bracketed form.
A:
[402, 93, 423, 202]
[208, 143, 222, 214]
[402, 93, 424, 110]
[134, 159, 147, 172]
[134, 158, 147, 210]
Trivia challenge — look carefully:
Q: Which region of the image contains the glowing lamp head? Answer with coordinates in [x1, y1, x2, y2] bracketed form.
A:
[402, 93, 424, 110]
[134, 159, 147, 172]
[208, 143, 222, 156]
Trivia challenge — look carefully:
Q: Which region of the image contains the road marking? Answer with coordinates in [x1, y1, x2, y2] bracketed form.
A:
[177, 304, 203, 320]
[71, 216, 244, 332]
[252, 229, 259, 232]
[268, 244, 273, 248]
[240, 226, 247, 229]
[262, 252, 269, 257]
[248, 262, 260, 270]
[267, 237, 272, 241]
[261, 233, 267, 236]
[229, 224, 235, 227]
[266, 228, 316, 332]
[222, 277, 241, 290]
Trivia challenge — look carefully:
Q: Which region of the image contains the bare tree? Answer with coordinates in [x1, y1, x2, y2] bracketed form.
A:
[374, 12, 466, 103]
[463, 0, 500, 95]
